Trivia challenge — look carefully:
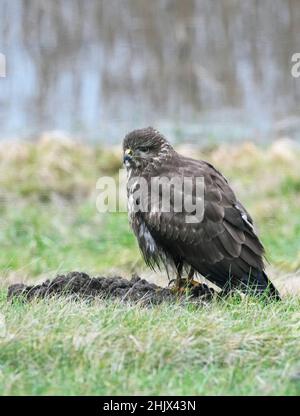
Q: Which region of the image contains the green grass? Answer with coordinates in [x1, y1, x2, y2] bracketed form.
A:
[0, 196, 298, 279]
[0, 138, 299, 395]
[0, 293, 299, 395]
[0, 201, 139, 277]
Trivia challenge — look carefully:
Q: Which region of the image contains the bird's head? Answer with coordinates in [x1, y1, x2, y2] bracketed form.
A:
[123, 127, 173, 170]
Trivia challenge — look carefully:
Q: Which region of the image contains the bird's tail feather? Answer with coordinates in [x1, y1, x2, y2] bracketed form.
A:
[261, 271, 281, 301]
[246, 270, 281, 301]
[228, 269, 281, 301]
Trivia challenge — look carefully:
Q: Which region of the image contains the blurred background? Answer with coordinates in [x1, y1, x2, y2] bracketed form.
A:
[1, 0, 300, 143]
[0, 0, 299, 294]
[1, 1, 300, 396]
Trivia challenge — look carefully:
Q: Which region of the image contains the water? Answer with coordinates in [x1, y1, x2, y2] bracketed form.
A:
[0, 0, 300, 143]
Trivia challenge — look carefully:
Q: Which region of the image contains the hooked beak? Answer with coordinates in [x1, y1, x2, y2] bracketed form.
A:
[123, 148, 133, 165]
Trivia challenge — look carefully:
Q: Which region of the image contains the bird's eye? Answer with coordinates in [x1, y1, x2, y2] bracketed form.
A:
[139, 146, 151, 153]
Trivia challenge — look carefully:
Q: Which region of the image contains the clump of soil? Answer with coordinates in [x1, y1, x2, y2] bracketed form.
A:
[7, 271, 215, 306]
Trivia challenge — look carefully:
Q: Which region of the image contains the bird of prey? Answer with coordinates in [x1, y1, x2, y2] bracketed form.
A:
[123, 127, 280, 300]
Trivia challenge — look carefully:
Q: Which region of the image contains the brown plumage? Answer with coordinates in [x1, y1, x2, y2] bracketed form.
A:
[123, 127, 280, 300]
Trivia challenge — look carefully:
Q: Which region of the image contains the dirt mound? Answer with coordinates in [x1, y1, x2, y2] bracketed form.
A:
[7, 271, 215, 306]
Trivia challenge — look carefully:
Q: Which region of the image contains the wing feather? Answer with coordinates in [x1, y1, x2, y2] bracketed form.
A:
[136, 153, 272, 292]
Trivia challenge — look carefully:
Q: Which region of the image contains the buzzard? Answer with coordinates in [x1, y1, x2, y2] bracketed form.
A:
[123, 127, 280, 300]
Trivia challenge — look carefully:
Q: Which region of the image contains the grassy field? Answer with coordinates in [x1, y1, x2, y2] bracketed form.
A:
[0, 133, 299, 395]
[1, 294, 300, 395]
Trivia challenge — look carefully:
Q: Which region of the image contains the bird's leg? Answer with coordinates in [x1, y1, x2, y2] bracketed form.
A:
[181, 267, 200, 289]
[187, 267, 195, 285]
[175, 262, 183, 291]
[171, 264, 200, 295]
[186, 267, 200, 287]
